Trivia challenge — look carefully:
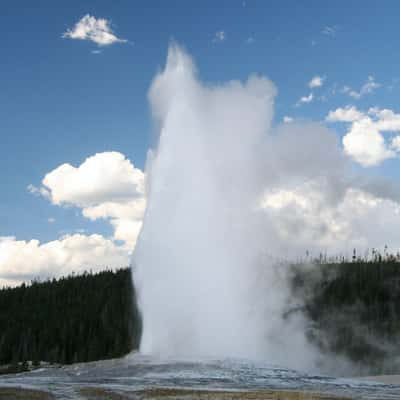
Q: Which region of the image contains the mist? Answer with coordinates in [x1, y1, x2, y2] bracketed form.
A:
[132, 44, 398, 372]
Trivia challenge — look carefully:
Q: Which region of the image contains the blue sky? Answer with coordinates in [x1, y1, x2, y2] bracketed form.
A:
[2, 0, 400, 285]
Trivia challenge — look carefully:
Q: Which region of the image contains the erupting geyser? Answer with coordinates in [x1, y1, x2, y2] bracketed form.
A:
[132, 44, 317, 368]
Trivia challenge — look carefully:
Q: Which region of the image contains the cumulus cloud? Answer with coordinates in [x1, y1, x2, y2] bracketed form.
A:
[9, 151, 145, 286]
[258, 120, 400, 254]
[326, 105, 364, 122]
[112, 219, 143, 246]
[29, 152, 146, 248]
[41, 152, 143, 206]
[327, 106, 400, 166]
[342, 76, 380, 99]
[63, 14, 127, 46]
[0, 234, 129, 287]
[309, 76, 324, 88]
[261, 185, 400, 255]
[391, 136, 400, 151]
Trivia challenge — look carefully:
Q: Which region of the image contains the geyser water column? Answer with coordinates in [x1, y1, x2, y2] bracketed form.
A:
[133, 44, 281, 359]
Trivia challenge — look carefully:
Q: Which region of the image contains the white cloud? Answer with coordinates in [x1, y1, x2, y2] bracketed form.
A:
[262, 184, 351, 247]
[343, 118, 394, 166]
[29, 152, 146, 248]
[283, 116, 293, 123]
[63, 14, 127, 46]
[391, 136, 400, 151]
[326, 105, 364, 122]
[297, 92, 313, 105]
[48, 217, 55, 223]
[327, 106, 400, 166]
[0, 234, 129, 287]
[82, 198, 146, 221]
[342, 76, 380, 99]
[213, 31, 226, 43]
[111, 219, 143, 248]
[309, 75, 324, 88]
[41, 152, 144, 206]
[261, 184, 400, 254]
[369, 107, 400, 130]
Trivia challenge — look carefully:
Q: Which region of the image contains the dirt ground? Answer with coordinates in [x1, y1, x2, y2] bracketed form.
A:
[0, 387, 351, 400]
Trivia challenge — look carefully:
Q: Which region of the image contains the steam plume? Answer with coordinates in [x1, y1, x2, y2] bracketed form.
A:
[132, 44, 320, 368]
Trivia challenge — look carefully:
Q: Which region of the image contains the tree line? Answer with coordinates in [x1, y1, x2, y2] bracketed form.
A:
[0, 269, 141, 366]
[2, 257, 400, 374]
[291, 256, 400, 374]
